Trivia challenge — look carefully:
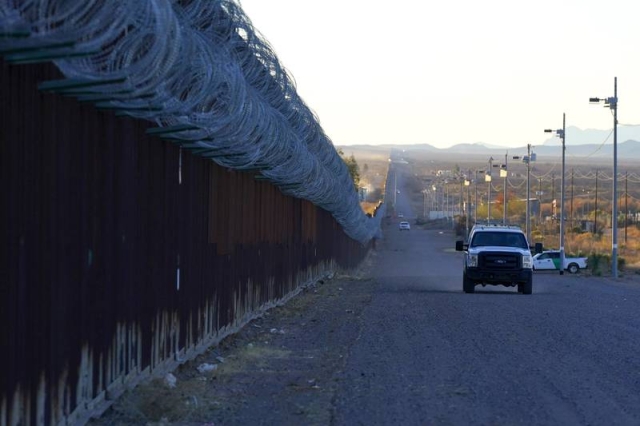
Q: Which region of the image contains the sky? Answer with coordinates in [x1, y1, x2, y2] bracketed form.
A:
[239, 0, 640, 149]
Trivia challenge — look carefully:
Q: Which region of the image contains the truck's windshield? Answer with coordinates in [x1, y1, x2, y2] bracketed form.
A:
[470, 231, 528, 249]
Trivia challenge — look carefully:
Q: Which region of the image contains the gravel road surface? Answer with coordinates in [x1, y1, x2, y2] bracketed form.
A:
[92, 224, 640, 426]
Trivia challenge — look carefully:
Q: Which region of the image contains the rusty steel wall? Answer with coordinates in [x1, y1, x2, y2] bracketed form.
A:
[0, 60, 371, 425]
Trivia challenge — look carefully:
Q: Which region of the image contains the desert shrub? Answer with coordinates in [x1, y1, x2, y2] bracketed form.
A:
[589, 253, 608, 276]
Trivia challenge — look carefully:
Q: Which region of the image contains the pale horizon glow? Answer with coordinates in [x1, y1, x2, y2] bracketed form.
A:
[239, 0, 640, 149]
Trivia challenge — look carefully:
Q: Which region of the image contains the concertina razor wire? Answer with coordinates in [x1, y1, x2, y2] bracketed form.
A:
[0, 0, 384, 244]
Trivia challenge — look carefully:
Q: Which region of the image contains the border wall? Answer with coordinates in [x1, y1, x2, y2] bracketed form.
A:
[0, 60, 372, 425]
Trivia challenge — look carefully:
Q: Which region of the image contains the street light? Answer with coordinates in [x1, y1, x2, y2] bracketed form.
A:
[487, 157, 494, 223]
[458, 175, 464, 220]
[432, 184, 441, 219]
[444, 182, 449, 221]
[545, 113, 566, 275]
[485, 170, 492, 224]
[513, 144, 534, 243]
[422, 189, 428, 218]
[464, 176, 471, 238]
[394, 169, 398, 207]
[474, 170, 485, 224]
[590, 77, 619, 278]
[490, 157, 507, 225]
[500, 156, 508, 225]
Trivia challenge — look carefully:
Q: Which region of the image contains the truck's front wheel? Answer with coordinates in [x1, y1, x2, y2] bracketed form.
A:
[522, 277, 533, 295]
[463, 273, 475, 293]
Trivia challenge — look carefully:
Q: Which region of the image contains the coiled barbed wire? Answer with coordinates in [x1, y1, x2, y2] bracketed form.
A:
[0, 0, 383, 244]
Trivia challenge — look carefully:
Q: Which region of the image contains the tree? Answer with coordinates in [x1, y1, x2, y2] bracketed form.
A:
[337, 149, 360, 190]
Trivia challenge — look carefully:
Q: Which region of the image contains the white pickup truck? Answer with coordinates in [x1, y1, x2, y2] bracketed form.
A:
[532, 250, 588, 274]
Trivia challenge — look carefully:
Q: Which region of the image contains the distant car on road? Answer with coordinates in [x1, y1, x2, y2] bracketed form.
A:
[533, 250, 588, 274]
[397, 213, 404, 218]
[399, 221, 411, 231]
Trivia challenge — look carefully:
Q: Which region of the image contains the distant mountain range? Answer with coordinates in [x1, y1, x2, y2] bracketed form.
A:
[434, 140, 640, 159]
[542, 125, 640, 146]
[338, 126, 640, 160]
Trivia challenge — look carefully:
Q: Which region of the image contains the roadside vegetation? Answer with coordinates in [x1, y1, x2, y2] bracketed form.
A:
[400, 154, 640, 276]
[341, 146, 640, 276]
[337, 147, 389, 215]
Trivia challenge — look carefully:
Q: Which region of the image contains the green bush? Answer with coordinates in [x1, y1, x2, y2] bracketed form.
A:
[587, 253, 626, 276]
[589, 252, 606, 276]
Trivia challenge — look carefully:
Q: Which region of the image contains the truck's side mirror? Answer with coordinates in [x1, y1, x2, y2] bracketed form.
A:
[534, 242, 543, 254]
[455, 240, 466, 251]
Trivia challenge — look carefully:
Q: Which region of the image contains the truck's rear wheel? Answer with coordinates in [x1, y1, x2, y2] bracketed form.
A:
[567, 263, 579, 274]
[463, 274, 475, 293]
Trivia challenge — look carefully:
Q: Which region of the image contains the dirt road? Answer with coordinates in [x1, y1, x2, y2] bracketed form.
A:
[91, 224, 640, 425]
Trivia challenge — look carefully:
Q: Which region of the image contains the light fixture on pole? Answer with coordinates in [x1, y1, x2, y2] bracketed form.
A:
[432, 184, 437, 218]
[422, 189, 428, 218]
[487, 157, 494, 223]
[513, 144, 534, 243]
[394, 169, 398, 207]
[459, 175, 464, 221]
[444, 182, 449, 221]
[500, 155, 508, 225]
[485, 171, 492, 224]
[464, 175, 471, 238]
[474, 170, 485, 224]
[590, 77, 619, 278]
[500, 161, 509, 225]
[545, 113, 566, 276]
[490, 157, 507, 225]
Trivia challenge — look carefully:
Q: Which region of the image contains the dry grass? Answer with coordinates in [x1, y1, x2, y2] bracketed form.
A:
[559, 226, 640, 274]
[360, 201, 381, 215]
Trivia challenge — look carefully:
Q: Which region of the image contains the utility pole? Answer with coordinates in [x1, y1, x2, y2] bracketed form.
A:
[459, 178, 464, 219]
[474, 171, 480, 224]
[570, 169, 574, 230]
[503, 152, 508, 225]
[560, 113, 566, 276]
[594, 169, 598, 234]
[422, 190, 427, 218]
[545, 116, 567, 274]
[539, 177, 543, 223]
[466, 171, 471, 238]
[513, 147, 533, 242]
[552, 173, 555, 216]
[488, 157, 494, 224]
[625, 171, 628, 244]
[474, 177, 477, 224]
[612, 77, 619, 278]
[590, 77, 619, 277]
[526, 144, 531, 243]
[394, 170, 397, 207]
[445, 184, 449, 221]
